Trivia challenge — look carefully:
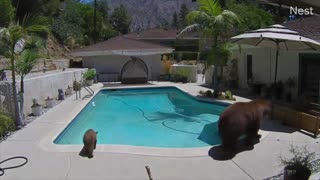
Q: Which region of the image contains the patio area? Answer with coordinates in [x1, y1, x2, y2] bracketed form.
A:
[0, 82, 319, 180]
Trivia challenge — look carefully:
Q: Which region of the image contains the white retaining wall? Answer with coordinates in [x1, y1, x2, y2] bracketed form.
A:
[0, 68, 87, 115]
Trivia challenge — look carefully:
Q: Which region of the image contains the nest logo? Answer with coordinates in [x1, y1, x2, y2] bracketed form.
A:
[290, 6, 314, 15]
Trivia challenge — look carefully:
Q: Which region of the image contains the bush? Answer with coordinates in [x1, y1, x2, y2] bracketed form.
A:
[280, 145, 317, 178]
[83, 69, 97, 80]
[205, 90, 213, 97]
[0, 0, 15, 27]
[0, 113, 15, 138]
[217, 90, 236, 101]
[175, 68, 191, 78]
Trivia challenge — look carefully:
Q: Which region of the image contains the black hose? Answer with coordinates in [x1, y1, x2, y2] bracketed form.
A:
[0, 156, 28, 176]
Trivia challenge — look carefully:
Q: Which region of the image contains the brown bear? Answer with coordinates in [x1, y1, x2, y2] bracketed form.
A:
[79, 129, 98, 158]
[218, 99, 271, 151]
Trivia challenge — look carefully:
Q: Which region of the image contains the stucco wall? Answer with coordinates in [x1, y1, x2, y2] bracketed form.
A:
[20, 69, 86, 114]
[82, 55, 163, 81]
[232, 46, 320, 98]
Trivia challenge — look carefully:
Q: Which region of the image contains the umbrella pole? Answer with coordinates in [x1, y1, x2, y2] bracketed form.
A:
[274, 43, 280, 83]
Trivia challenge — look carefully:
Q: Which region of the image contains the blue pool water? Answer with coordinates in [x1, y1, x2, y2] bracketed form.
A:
[54, 87, 227, 148]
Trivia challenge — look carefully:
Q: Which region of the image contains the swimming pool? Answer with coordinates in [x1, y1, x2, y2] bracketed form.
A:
[54, 87, 227, 148]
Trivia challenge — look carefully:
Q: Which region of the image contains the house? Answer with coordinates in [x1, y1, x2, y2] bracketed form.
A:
[72, 36, 174, 83]
[72, 28, 201, 83]
[232, 15, 320, 102]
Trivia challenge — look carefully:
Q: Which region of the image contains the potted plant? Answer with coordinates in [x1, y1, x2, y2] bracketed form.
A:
[280, 145, 316, 180]
[247, 77, 255, 93]
[65, 85, 73, 96]
[45, 96, 55, 108]
[83, 69, 97, 86]
[271, 81, 284, 100]
[31, 99, 42, 116]
[285, 77, 296, 102]
[261, 85, 271, 98]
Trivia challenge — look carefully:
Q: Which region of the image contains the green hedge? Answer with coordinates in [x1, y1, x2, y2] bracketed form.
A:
[0, 113, 15, 138]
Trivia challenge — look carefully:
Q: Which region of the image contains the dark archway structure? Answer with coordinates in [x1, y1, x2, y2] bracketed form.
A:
[120, 56, 149, 84]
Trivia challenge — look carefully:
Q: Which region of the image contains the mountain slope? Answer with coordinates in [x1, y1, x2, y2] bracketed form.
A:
[105, 0, 197, 31]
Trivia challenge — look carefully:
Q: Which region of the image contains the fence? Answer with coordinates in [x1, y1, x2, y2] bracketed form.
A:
[0, 82, 14, 114]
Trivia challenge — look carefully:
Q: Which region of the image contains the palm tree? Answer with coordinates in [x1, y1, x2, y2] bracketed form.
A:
[16, 36, 46, 120]
[0, 15, 49, 127]
[205, 43, 232, 84]
[178, 0, 238, 96]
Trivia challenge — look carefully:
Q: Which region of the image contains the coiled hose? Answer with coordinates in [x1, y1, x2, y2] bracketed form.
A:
[0, 156, 28, 176]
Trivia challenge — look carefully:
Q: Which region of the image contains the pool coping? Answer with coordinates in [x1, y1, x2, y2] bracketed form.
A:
[39, 83, 269, 157]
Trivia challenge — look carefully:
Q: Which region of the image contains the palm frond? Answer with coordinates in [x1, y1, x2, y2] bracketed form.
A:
[198, 0, 222, 16]
[22, 15, 50, 34]
[177, 24, 200, 39]
[186, 11, 202, 24]
[221, 10, 240, 24]
[16, 49, 42, 75]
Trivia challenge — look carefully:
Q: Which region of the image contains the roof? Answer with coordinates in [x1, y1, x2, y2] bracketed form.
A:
[282, 16, 320, 41]
[72, 37, 174, 57]
[124, 29, 178, 39]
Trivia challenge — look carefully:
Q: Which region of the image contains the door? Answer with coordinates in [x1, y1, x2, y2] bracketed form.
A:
[299, 54, 320, 103]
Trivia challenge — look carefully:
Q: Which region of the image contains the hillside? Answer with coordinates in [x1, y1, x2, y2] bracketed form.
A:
[105, 0, 197, 31]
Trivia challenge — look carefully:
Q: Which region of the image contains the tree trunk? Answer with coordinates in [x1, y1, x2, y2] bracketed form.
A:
[20, 75, 25, 122]
[212, 35, 220, 97]
[11, 48, 23, 127]
[220, 65, 224, 86]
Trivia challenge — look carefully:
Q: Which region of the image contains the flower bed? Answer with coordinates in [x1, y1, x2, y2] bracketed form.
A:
[272, 104, 320, 137]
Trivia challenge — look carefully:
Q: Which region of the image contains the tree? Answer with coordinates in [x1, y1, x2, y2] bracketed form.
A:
[110, 4, 131, 34]
[95, 0, 109, 21]
[171, 11, 178, 29]
[0, 15, 49, 127]
[0, 0, 15, 27]
[16, 36, 46, 119]
[178, 0, 239, 96]
[52, 1, 85, 45]
[227, 0, 273, 33]
[12, 0, 60, 21]
[206, 43, 232, 82]
[179, 4, 189, 28]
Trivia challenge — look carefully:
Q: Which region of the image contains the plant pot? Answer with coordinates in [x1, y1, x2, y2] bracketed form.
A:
[85, 79, 94, 86]
[32, 106, 42, 116]
[65, 88, 73, 96]
[46, 100, 55, 108]
[284, 165, 311, 180]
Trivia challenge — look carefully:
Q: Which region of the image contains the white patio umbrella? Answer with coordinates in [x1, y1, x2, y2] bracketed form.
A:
[231, 24, 320, 83]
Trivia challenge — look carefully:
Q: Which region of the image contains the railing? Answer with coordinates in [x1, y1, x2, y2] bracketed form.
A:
[82, 83, 94, 100]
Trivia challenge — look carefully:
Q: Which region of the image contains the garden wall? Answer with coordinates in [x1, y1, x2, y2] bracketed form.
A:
[0, 68, 87, 115]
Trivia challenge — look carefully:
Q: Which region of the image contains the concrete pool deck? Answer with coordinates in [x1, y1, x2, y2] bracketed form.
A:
[0, 82, 319, 180]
